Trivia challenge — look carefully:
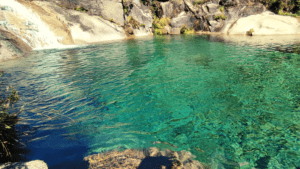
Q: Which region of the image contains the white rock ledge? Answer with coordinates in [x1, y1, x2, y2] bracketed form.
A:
[228, 11, 300, 35]
[0, 160, 48, 169]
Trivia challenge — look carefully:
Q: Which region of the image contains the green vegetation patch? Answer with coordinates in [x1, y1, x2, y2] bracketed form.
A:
[194, 0, 209, 5]
[128, 16, 140, 28]
[0, 71, 20, 162]
[152, 17, 171, 36]
[246, 28, 254, 36]
[180, 25, 195, 34]
[214, 14, 227, 20]
[152, 17, 170, 29]
[219, 6, 225, 12]
[124, 6, 129, 14]
[278, 9, 300, 17]
[74, 6, 88, 12]
[154, 29, 163, 35]
[258, 0, 300, 17]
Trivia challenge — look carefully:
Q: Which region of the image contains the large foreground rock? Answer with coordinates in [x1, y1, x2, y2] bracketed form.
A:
[0, 160, 48, 169]
[84, 147, 208, 169]
[228, 11, 300, 35]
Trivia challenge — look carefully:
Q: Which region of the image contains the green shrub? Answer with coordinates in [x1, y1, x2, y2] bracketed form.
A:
[215, 14, 227, 20]
[180, 25, 195, 34]
[258, 0, 300, 15]
[109, 18, 114, 22]
[219, 6, 225, 12]
[140, 24, 146, 27]
[246, 28, 254, 36]
[152, 17, 170, 29]
[124, 6, 129, 14]
[75, 6, 87, 12]
[152, 17, 170, 36]
[193, 0, 208, 5]
[128, 16, 140, 28]
[278, 10, 300, 17]
[154, 29, 163, 35]
[0, 71, 21, 162]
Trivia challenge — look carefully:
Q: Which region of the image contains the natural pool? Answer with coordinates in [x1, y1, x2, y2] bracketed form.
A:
[1, 35, 300, 169]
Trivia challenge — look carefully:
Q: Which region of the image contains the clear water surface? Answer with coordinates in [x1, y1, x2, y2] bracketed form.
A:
[1, 35, 300, 169]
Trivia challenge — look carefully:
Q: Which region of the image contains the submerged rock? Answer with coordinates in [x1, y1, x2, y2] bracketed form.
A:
[84, 147, 208, 169]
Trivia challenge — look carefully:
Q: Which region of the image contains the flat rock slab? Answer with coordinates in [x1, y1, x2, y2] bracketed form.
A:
[0, 160, 48, 169]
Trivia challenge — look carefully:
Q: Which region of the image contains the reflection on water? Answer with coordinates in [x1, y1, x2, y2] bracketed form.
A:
[1, 35, 300, 168]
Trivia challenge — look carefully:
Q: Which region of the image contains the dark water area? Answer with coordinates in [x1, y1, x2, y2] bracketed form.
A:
[1, 35, 300, 168]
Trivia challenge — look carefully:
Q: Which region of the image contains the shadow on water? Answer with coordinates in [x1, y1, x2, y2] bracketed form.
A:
[137, 156, 173, 169]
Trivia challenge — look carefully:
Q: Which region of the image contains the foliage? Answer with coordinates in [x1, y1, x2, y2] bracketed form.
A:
[219, 6, 225, 12]
[193, 0, 209, 5]
[0, 70, 21, 162]
[152, 17, 170, 29]
[246, 28, 254, 36]
[154, 29, 163, 35]
[214, 14, 227, 20]
[75, 6, 88, 12]
[140, 24, 146, 27]
[152, 17, 170, 36]
[180, 25, 195, 34]
[258, 0, 300, 15]
[140, 0, 151, 6]
[124, 6, 129, 14]
[278, 9, 300, 17]
[128, 16, 140, 28]
[109, 18, 114, 22]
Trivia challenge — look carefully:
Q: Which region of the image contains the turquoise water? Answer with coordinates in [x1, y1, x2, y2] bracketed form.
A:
[1, 35, 300, 168]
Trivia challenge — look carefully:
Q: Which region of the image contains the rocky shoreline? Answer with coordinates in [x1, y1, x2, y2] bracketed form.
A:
[0, 0, 300, 61]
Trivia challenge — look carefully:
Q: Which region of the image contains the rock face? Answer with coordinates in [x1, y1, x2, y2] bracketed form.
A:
[52, 0, 125, 26]
[33, 1, 126, 44]
[128, 2, 153, 29]
[228, 11, 300, 35]
[221, 3, 266, 34]
[125, 1, 153, 36]
[0, 29, 32, 61]
[0, 160, 48, 169]
[84, 147, 208, 169]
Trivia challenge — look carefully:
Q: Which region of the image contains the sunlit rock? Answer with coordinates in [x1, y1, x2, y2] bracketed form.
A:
[0, 0, 61, 48]
[228, 11, 300, 35]
[84, 148, 208, 169]
[161, 2, 174, 18]
[31, 1, 126, 44]
[170, 11, 196, 29]
[0, 28, 32, 61]
[0, 160, 48, 169]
